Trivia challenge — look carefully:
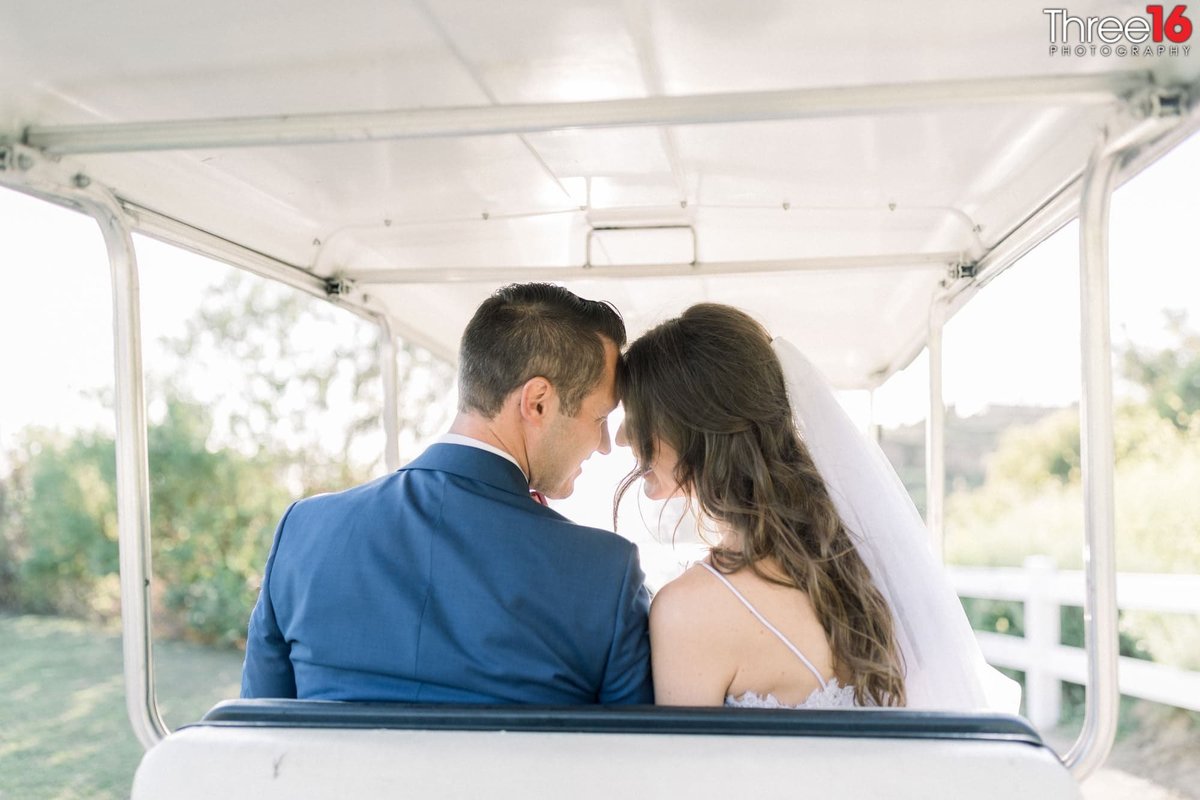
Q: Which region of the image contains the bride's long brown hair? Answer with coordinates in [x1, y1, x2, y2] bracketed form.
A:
[616, 304, 905, 706]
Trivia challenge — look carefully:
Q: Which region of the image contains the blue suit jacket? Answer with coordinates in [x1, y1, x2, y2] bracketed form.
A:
[241, 443, 654, 704]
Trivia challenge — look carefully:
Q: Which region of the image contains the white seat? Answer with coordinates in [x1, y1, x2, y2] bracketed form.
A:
[131, 702, 1080, 799]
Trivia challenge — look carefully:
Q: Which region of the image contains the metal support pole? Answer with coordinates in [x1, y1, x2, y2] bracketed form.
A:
[77, 197, 168, 748]
[925, 300, 947, 560]
[0, 145, 168, 747]
[377, 315, 400, 472]
[1063, 138, 1122, 780]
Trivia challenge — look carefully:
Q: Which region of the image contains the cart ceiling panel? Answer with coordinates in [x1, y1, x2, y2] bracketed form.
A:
[1, 0, 1198, 387]
[77, 103, 1113, 273]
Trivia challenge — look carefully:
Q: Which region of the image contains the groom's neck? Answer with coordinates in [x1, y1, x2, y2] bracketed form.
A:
[447, 411, 529, 476]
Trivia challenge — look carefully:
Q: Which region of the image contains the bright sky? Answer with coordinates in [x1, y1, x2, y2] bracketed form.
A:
[1, 132, 1198, 546]
[869, 130, 1200, 426]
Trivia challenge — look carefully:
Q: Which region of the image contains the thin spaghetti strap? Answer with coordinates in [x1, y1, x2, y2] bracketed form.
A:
[698, 562, 828, 689]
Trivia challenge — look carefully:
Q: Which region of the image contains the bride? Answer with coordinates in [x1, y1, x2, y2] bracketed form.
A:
[615, 303, 1018, 711]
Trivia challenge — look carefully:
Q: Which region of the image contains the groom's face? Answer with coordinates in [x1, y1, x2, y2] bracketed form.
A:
[530, 337, 619, 499]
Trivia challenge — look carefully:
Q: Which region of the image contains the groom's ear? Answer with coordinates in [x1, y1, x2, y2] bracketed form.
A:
[517, 376, 555, 424]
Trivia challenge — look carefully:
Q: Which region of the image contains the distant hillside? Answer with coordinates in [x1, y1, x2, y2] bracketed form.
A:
[877, 404, 1070, 516]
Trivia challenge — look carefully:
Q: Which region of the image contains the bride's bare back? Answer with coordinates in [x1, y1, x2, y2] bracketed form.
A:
[650, 557, 844, 706]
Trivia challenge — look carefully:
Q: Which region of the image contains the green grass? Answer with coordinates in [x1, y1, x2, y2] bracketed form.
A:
[0, 613, 244, 800]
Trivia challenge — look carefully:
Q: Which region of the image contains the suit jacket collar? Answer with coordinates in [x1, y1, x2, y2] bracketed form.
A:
[402, 442, 531, 498]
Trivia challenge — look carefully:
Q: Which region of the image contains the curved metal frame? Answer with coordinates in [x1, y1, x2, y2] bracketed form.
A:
[92, 191, 170, 749]
[1062, 134, 1123, 779]
[1057, 99, 1192, 778]
[0, 144, 411, 750]
[0, 146, 169, 747]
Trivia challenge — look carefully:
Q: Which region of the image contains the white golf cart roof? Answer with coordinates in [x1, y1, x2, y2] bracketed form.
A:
[2, 1, 1197, 387]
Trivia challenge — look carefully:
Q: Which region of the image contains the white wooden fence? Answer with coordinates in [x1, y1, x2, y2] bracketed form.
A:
[948, 556, 1200, 729]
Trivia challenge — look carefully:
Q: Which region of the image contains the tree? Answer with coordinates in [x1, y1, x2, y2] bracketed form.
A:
[0, 459, 20, 608]
[1119, 310, 1200, 433]
[146, 396, 292, 644]
[946, 310, 1200, 573]
[0, 269, 455, 645]
[0, 397, 290, 642]
[982, 403, 1181, 492]
[1, 430, 118, 618]
[160, 272, 454, 494]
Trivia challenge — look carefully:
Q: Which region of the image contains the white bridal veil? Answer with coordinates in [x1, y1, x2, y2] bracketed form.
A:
[771, 338, 1021, 712]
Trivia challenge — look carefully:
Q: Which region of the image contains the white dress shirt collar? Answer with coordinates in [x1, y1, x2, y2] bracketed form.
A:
[436, 433, 527, 481]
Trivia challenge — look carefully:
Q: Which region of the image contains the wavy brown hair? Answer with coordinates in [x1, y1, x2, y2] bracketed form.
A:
[616, 304, 905, 706]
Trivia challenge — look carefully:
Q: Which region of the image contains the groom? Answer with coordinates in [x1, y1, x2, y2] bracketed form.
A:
[241, 283, 653, 704]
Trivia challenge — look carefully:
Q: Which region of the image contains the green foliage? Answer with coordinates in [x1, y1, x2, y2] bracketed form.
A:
[945, 314, 1200, 725]
[984, 408, 1081, 488]
[0, 476, 15, 607]
[980, 402, 1184, 492]
[946, 403, 1200, 572]
[1116, 610, 1200, 671]
[958, 598, 1154, 727]
[1, 431, 118, 618]
[1120, 309, 1200, 432]
[959, 597, 1022, 637]
[0, 269, 454, 646]
[146, 398, 291, 645]
[162, 273, 453, 495]
[0, 397, 289, 644]
[947, 406, 1200, 700]
[958, 599, 1150, 661]
[1059, 605, 1154, 661]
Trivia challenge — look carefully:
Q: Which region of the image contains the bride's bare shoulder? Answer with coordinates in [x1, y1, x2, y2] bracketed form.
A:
[650, 563, 740, 630]
[654, 562, 718, 597]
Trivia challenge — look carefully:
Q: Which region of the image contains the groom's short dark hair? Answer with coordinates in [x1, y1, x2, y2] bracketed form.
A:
[458, 283, 625, 417]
